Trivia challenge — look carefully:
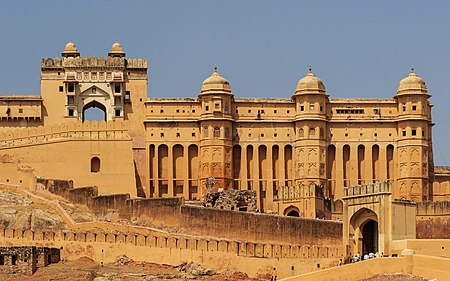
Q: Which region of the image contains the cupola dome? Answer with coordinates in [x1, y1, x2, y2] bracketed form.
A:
[61, 41, 80, 57]
[397, 67, 428, 95]
[294, 67, 326, 95]
[200, 66, 232, 95]
[108, 41, 126, 57]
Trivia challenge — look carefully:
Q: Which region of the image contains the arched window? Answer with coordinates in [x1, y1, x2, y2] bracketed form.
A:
[299, 128, 304, 138]
[225, 127, 230, 139]
[320, 128, 324, 139]
[214, 127, 221, 138]
[91, 157, 100, 173]
[309, 127, 315, 137]
[203, 126, 209, 138]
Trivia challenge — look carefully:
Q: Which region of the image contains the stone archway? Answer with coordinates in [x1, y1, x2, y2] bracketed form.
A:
[284, 205, 300, 217]
[349, 208, 378, 256]
[82, 100, 107, 122]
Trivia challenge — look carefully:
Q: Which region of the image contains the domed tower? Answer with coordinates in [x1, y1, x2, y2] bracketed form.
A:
[395, 68, 433, 201]
[198, 66, 234, 194]
[292, 67, 329, 192]
[108, 41, 126, 58]
[61, 41, 80, 58]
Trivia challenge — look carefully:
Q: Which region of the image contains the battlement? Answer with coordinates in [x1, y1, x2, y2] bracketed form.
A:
[41, 57, 147, 70]
[274, 184, 325, 201]
[0, 120, 130, 148]
[416, 201, 450, 215]
[343, 181, 393, 198]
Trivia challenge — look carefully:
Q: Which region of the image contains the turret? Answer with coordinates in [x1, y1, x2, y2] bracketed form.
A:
[198, 66, 234, 194]
[292, 67, 329, 194]
[61, 41, 80, 58]
[394, 67, 433, 201]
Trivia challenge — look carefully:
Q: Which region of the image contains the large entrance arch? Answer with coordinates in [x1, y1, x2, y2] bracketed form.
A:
[82, 100, 107, 122]
[349, 208, 378, 255]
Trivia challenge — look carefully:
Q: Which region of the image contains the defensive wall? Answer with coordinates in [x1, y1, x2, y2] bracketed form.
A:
[416, 201, 450, 239]
[0, 181, 342, 278]
[39, 179, 343, 246]
[0, 120, 137, 196]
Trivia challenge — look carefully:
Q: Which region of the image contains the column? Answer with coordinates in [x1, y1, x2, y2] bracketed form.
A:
[379, 144, 387, 182]
[154, 144, 160, 197]
[365, 145, 372, 185]
[335, 144, 344, 199]
[168, 144, 174, 197]
[350, 145, 359, 186]
[254, 145, 260, 210]
[279, 145, 285, 186]
[266, 144, 274, 211]
[183, 145, 190, 200]
[241, 145, 247, 190]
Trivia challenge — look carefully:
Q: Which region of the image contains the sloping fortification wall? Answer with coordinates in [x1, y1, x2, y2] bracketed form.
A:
[45, 180, 343, 246]
[416, 201, 450, 239]
[0, 181, 342, 279]
[0, 227, 340, 279]
[0, 120, 137, 196]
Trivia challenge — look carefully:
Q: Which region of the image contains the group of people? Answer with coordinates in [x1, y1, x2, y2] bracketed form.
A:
[338, 252, 384, 266]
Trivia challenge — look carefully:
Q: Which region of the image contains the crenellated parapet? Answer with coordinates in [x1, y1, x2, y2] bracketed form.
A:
[274, 184, 325, 202]
[41, 57, 147, 70]
[0, 120, 130, 148]
[343, 181, 393, 198]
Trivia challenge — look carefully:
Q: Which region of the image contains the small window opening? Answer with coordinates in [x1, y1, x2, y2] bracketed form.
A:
[0, 255, 4, 265]
[192, 109, 196, 113]
[215, 103, 220, 109]
[68, 84, 74, 93]
[412, 105, 417, 111]
[18, 108, 23, 113]
[205, 105, 209, 111]
[160, 132, 164, 137]
[91, 157, 100, 173]
[274, 133, 277, 137]
[422, 131, 425, 137]
[320, 106, 323, 112]
[402, 130, 406, 136]
[160, 109, 164, 113]
[402, 105, 406, 112]
[192, 132, 196, 137]
[68, 109, 74, 117]
[114, 84, 121, 93]
[125, 91, 131, 101]
[248, 109, 251, 113]
[176, 109, 180, 113]
[176, 132, 180, 137]
[274, 109, 277, 113]
[412, 129, 417, 136]
[115, 109, 121, 117]
[310, 104, 315, 111]
[59, 86, 64, 92]
[300, 106, 304, 111]
[11, 255, 17, 266]
[374, 133, 378, 137]
[214, 127, 220, 138]
[287, 110, 290, 114]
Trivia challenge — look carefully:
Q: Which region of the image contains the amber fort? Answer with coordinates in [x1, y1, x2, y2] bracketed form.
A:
[0, 41, 448, 280]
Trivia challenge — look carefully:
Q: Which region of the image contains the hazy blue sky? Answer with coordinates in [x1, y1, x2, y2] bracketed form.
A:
[1, 1, 450, 164]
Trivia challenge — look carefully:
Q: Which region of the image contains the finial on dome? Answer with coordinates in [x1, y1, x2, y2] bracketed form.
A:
[62, 40, 80, 57]
[214, 64, 218, 72]
[308, 65, 312, 73]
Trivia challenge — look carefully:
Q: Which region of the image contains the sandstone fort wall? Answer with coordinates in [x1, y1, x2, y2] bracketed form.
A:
[0, 120, 137, 196]
[416, 201, 450, 239]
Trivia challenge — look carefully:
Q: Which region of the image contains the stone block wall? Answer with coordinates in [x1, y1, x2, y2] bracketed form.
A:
[0, 246, 36, 275]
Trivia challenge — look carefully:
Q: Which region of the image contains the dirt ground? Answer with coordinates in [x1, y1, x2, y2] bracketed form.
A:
[0, 257, 271, 281]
